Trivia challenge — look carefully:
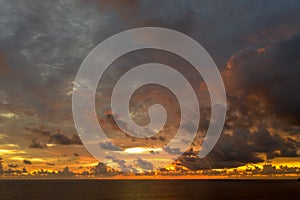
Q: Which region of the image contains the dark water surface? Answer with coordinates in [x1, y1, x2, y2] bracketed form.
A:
[0, 179, 299, 200]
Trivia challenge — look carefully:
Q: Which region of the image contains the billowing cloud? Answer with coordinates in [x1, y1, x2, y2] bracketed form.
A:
[251, 128, 299, 159]
[180, 128, 299, 170]
[227, 33, 300, 125]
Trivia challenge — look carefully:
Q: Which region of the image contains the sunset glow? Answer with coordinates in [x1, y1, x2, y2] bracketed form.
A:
[0, 0, 299, 181]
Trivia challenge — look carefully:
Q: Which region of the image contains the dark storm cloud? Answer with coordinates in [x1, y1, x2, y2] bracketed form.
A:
[251, 128, 299, 158]
[1, 0, 300, 124]
[218, 94, 289, 144]
[180, 128, 299, 170]
[92, 0, 300, 67]
[202, 130, 264, 169]
[227, 33, 300, 125]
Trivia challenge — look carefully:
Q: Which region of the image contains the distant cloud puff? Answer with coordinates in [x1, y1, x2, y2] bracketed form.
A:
[163, 146, 183, 155]
[99, 141, 122, 151]
[135, 157, 153, 171]
[29, 138, 46, 149]
[23, 159, 32, 165]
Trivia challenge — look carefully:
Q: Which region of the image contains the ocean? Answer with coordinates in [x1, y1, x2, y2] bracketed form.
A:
[0, 179, 299, 200]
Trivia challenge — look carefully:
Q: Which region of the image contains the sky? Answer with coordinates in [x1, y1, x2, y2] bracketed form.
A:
[0, 0, 299, 177]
